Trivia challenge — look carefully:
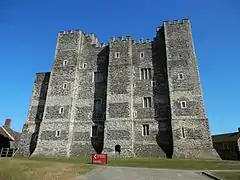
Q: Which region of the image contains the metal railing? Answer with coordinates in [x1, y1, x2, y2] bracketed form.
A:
[0, 148, 18, 157]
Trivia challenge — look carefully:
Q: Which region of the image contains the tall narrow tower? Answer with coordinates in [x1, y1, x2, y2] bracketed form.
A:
[163, 19, 219, 159]
[103, 37, 135, 156]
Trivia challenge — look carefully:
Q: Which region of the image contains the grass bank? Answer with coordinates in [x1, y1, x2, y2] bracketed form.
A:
[212, 172, 240, 180]
[0, 158, 94, 180]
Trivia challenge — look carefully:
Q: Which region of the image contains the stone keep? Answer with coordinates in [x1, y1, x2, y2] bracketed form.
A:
[18, 19, 219, 159]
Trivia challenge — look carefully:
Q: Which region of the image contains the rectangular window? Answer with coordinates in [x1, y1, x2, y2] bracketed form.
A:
[178, 73, 184, 80]
[91, 125, 98, 137]
[55, 130, 61, 137]
[82, 63, 87, 69]
[59, 107, 64, 114]
[63, 60, 68, 66]
[140, 52, 144, 59]
[133, 111, 137, 118]
[38, 113, 43, 119]
[142, 124, 150, 136]
[115, 52, 120, 58]
[94, 99, 102, 112]
[140, 68, 151, 80]
[182, 127, 185, 138]
[151, 80, 156, 87]
[180, 101, 187, 108]
[63, 83, 67, 89]
[93, 71, 104, 82]
[97, 56, 105, 62]
[143, 97, 152, 108]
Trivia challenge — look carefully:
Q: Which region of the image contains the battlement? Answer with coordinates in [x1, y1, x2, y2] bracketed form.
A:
[59, 29, 81, 34]
[109, 36, 152, 45]
[163, 18, 189, 25]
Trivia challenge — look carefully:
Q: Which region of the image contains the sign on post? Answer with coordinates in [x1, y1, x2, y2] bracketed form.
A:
[92, 154, 108, 164]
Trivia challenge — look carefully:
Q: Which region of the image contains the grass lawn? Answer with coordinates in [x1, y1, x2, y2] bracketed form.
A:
[212, 172, 240, 180]
[0, 156, 240, 180]
[0, 158, 94, 180]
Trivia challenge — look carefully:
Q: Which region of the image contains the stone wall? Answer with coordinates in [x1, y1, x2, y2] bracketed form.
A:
[163, 19, 219, 159]
[17, 72, 50, 156]
[19, 19, 219, 159]
[32, 31, 82, 156]
[103, 37, 134, 156]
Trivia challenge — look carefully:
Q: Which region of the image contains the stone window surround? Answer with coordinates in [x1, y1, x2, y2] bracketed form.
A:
[59, 107, 64, 114]
[180, 101, 187, 108]
[133, 111, 137, 117]
[151, 80, 156, 87]
[63, 60, 68, 66]
[142, 124, 150, 136]
[63, 82, 68, 89]
[82, 63, 87, 69]
[181, 127, 185, 138]
[178, 73, 184, 80]
[140, 68, 152, 80]
[91, 125, 98, 137]
[143, 97, 152, 108]
[115, 52, 120, 58]
[140, 52, 144, 59]
[55, 130, 61, 137]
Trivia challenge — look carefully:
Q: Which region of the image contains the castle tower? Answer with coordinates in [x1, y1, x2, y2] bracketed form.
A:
[32, 30, 84, 156]
[163, 19, 219, 159]
[103, 36, 135, 156]
[17, 72, 50, 156]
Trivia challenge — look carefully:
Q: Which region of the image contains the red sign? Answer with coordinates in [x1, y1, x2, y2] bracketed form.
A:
[92, 154, 108, 164]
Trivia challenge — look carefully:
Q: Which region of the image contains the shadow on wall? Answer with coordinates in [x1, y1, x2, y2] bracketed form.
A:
[91, 46, 109, 154]
[29, 73, 50, 155]
[152, 28, 173, 158]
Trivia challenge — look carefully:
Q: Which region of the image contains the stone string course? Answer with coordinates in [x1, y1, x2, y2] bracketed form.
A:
[17, 19, 219, 159]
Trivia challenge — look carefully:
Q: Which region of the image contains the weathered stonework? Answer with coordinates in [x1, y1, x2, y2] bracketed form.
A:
[18, 19, 219, 159]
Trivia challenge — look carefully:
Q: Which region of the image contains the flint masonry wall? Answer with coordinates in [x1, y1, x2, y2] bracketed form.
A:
[70, 34, 109, 156]
[103, 37, 134, 156]
[19, 19, 219, 159]
[17, 72, 50, 156]
[32, 30, 82, 156]
[163, 19, 219, 159]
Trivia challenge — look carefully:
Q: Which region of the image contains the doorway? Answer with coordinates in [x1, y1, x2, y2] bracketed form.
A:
[115, 144, 121, 154]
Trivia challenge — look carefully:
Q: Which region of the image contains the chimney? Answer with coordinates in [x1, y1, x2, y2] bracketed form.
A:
[4, 119, 11, 128]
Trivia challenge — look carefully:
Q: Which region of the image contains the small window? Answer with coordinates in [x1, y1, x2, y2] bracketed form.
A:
[142, 124, 150, 136]
[38, 113, 43, 119]
[151, 80, 156, 87]
[59, 107, 64, 114]
[55, 130, 61, 137]
[63, 83, 67, 89]
[97, 56, 105, 62]
[140, 68, 151, 80]
[133, 111, 137, 118]
[93, 71, 104, 82]
[63, 60, 68, 66]
[182, 127, 185, 138]
[91, 125, 98, 137]
[180, 101, 187, 108]
[82, 63, 87, 69]
[140, 52, 144, 59]
[115, 52, 120, 58]
[143, 97, 152, 108]
[34, 134, 38, 142]
[178, 73, 184, 80]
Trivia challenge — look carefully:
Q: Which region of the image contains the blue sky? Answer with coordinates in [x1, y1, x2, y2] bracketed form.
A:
[0, 0, 239, 134]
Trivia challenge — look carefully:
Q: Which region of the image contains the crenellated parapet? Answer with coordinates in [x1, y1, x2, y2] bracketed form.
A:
[163, 18, 189, 25]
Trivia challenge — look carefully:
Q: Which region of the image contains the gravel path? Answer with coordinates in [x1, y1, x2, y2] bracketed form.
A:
[80, 166, 211, 180]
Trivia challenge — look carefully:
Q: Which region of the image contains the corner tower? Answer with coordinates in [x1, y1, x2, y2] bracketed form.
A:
[163, 19, 219, 159]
